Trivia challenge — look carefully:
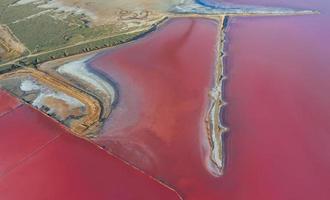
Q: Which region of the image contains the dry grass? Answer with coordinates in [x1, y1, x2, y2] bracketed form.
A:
[0, 25, 26, 62]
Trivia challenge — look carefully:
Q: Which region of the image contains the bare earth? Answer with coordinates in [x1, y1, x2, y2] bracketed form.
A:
[14, 0, 184, 25]
[0, 25, 26, 62]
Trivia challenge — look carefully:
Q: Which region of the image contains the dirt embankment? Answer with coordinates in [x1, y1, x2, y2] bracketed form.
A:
[39, 55, 116, 121]
[0, 68, 103, 136]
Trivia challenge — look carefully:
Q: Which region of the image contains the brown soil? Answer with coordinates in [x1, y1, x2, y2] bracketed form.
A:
[0, 25, 26, 62]
[0, 68, 102, 136]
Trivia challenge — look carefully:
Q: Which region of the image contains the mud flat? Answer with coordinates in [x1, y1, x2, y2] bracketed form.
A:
[39, 55, 116, 121]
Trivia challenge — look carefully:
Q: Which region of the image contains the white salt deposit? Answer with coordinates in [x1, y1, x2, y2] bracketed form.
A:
[20, 79, 41, 91]
[20, 79, 84, 113]
[57, 56, 116, 104]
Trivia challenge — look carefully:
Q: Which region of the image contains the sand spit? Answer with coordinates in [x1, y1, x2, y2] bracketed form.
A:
[205, 16, 227, 176]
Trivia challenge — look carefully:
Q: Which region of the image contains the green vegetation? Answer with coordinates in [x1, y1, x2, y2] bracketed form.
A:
[23, 29, 149, 66]
[0, 0, 166, 72]
[2, 7, 119, 53]
[0, 0, 18, 16]
[9, 15, 72, 52]
[0, 23, 160, 74]
[0, 63, 21, 74]
[0, 2, 43, 24]
[0, 1, 147, 54]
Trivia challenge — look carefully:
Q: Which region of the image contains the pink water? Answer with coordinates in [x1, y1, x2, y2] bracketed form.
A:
[0, 105, 180, 200]
[223, 0, 330, 199]
[0, 90, 20, 116]
[90, 18, 222, 199]
[86, 1, 330, 198]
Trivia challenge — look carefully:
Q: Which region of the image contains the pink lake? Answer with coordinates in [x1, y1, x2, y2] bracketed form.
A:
[85, 0, 330, 198]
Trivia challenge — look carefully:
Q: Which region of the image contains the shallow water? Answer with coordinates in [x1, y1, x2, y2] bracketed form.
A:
[0, 90, 20, 116]
[222, 0, 330, 199]
[0, 105, 180, 200]
[90, 18, 222, 199]
[86, 0, 330, 198]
